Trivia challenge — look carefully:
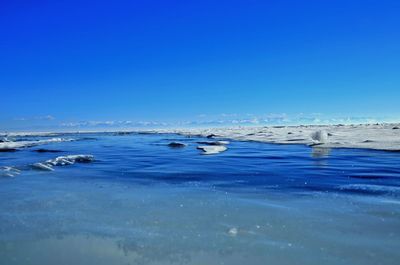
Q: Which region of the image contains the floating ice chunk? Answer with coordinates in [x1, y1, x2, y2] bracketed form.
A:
[339, 184, 400, 195]
[310, 130, 328, 144]
[31, 155, 94, 172]
[46, 155, 94, 166]
[151, 123, 400, 151]
[197, 145, 227, 154]
[228, 227, 238, 236]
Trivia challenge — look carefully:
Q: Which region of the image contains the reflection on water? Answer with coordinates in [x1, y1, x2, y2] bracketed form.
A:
[311, 147, 331, 159]
[311, 147, 331, 166]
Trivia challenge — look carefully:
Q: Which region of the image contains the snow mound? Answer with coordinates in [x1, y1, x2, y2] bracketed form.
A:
[310, 130, 329, 144]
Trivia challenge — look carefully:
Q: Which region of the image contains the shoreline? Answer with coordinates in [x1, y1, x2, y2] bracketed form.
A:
[1, 123, 400, 152]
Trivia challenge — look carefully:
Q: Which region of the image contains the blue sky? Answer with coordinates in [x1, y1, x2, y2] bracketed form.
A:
[1, 0, 399, 130]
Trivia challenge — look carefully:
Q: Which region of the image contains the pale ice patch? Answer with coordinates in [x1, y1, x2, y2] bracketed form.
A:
[227, 227, 238, 236]
[0, 138, 74, 150]
[197, 145, 227, 155]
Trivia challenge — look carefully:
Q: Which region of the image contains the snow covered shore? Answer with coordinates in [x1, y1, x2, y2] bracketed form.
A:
[152, 123, 400, 151]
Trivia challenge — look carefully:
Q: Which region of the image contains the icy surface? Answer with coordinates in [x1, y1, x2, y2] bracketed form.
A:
[152, 123, 400, 151]
[0, 133, 400, 265]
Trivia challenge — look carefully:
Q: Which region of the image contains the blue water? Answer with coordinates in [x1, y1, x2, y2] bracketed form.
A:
[1, 133, 400, 265]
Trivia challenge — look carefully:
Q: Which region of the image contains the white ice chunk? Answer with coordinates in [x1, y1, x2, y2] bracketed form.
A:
[228, 227, 238, 236]
[46, 155, 94, 166]
[31, 154, 94, 172]
[197, 145, 227, 155]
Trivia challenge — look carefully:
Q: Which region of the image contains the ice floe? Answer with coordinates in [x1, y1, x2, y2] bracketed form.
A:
[46, 155, 94, 166]
[197, 145, 227, 155]
[32, 155, 94, 171]
[0, 138, 73, 150]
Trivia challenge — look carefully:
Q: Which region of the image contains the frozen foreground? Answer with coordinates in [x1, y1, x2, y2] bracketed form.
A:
[0, 130, 400, 265]
[153, 123, 400, 151]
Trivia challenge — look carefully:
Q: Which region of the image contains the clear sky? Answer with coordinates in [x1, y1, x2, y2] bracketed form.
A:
[1, 0, 400, 130]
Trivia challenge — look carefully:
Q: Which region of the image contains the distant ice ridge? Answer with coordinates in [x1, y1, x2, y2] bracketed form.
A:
[0, 138, 73, 150]
[32, 155, 94, 171]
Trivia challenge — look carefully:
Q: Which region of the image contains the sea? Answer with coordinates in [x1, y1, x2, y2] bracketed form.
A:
[0, 132, 399, 265]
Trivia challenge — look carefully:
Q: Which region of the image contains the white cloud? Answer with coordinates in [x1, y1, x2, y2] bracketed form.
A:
[36, 115, 55, 120]
[60, 120, 168, 128]
[14, 115, 55, 121]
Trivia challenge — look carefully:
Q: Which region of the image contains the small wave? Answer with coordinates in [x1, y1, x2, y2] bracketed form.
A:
[339, 184, 400, 195]
[0, 166, 21, 178]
